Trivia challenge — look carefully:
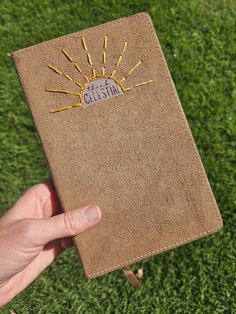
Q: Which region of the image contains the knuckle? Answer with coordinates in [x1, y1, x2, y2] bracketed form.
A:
[63, 212, 77, 235]
[31, 183, 50, 198]
[25, 182, 50, 200]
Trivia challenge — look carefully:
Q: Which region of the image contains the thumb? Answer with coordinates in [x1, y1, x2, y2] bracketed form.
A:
[30, 204, 102, 246]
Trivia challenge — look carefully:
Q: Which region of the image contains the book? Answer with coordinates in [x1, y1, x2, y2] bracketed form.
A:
[12, 12, 223, 285]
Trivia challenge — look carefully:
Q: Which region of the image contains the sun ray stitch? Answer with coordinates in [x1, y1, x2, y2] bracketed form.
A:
[111, 41, 127, 77]
[61, 48, 89, 83]
[47, 64, 83, 86]
[46, 36, 154, 113]
[102, 35, 108, 76]
[45, 89, 81, 96]
[81, 37, 96, 78]
[49, 103, 82, 113]
[123, 79, 154, 91]
[46, 89, 70, 94]
[120, 60, 142, 82]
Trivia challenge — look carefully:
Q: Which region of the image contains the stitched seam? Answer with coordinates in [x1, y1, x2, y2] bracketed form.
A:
[142, 14, 223, 227]
[86, 13, 222, 278]
[87, 227, 221, 278]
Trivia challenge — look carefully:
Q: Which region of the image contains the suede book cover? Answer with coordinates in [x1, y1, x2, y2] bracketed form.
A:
[12, 13, 223, 280]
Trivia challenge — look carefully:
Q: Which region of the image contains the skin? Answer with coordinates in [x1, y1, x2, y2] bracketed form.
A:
[0, 179, 102, 307]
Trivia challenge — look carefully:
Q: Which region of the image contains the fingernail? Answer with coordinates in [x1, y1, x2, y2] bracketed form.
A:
[84, 205, 100, 222]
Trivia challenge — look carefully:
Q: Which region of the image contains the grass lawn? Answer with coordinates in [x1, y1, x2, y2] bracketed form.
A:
[0, 0, 235, 313]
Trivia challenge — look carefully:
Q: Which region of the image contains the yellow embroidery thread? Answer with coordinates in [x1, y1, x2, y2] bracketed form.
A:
[48, 64, 82, 86]
[120, 60, 142, 82]
[61, 49, 88, 83]
[76, 82, 83, 88]
[49, 103, 82, 113]
[46, 89, 70, 94]
[83, 74, 89, 82]
[47, 37, 154, 113]
[45, 89, 81, 96]
[81, 37, 96, 78]
[102, 35, 107, 76]
[64, 74, 72, 81]
[47, 65, 62, 75]
[81, 37, 88, 51]
[111, 41, 127, 77]
[61, 49, 73, 61]
[123, 79, 154, 91]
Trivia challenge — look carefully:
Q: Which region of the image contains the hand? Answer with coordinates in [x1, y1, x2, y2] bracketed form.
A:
[0, 179, 102, 307]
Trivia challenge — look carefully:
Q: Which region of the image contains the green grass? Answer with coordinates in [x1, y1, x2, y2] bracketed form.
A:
[0, 0, 235, 313]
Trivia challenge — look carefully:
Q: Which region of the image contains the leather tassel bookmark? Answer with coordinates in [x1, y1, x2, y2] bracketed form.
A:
[122, 266, 141, 289]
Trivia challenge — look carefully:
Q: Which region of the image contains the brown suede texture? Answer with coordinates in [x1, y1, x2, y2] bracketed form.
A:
[12, 13, 223, 279]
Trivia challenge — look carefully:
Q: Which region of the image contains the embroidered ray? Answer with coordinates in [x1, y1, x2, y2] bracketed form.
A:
[61, 49, 89, 82]
[45, 89, 81, 96]
[120, 60, 142, 82]
[47, 64, 83, 87]
[102, 35, 108, 75]
[81, 37, 96, 77]
[111, 41, 127, 77]
[123, 79, 154, 91]
[49, 103, 82, 113]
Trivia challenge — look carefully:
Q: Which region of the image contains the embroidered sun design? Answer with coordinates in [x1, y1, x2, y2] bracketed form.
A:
[46, 36, 154, 113]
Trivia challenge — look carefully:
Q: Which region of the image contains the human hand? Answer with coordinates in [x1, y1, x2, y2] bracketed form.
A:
[0, 179, 101, 307]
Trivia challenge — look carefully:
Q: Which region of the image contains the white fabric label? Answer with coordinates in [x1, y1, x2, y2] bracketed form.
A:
[82, 77, 124, 107]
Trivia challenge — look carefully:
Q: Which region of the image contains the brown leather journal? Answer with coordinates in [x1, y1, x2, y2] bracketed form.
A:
[12, 12, 223, 286]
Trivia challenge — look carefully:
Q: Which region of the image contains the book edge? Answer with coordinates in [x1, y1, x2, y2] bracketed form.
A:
[85, 222, 223, 279]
